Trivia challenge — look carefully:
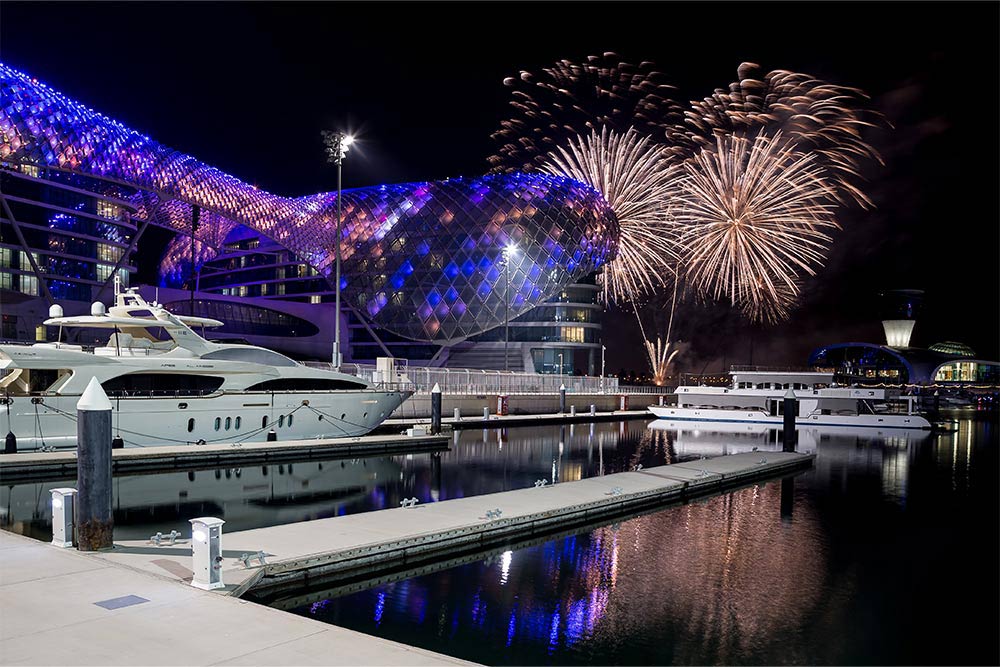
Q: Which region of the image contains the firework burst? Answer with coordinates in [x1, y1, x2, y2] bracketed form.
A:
[682, 62, 883, 207]
[672, 131, 839, 322]
[489, 52, 686, 173]
[541, 127, 682, 303]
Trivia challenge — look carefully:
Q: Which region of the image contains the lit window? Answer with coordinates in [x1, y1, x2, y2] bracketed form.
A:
[0, 248, 10, 268]
[96, 200, 120, 220]
[261, 283, 269, 296]
[21, 164, 40, 178]
[19, 274, 38, 296]
[276, 284, 286, 295]
[310, 295, 321, 304]
[96, 264, 115, 282]
[238, 285, 248, 297]
[96, 243, 122, 263]
[0, 272, 11, 290]
[19, 251, 39, 269]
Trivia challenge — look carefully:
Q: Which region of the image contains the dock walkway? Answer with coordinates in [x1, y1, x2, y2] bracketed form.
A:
[96, 451, 813, 600]
[381, 409, 654, 431]
[0, 433, 449, 482]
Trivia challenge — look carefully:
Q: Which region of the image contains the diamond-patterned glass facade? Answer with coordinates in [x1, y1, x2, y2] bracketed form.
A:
[0, 63, 619, 342]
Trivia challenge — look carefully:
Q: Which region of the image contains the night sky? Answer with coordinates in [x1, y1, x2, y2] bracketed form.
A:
[2, 2, 997, 374]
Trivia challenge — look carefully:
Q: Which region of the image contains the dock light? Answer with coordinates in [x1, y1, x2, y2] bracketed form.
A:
[50, 488, 76, 547]
[189, 517, 225, 590]
[322, 129, 356, 368]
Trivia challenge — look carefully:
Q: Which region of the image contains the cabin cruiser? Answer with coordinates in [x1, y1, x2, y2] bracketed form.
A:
[0, 287, 412, 450]
[648, 368, 932, 430]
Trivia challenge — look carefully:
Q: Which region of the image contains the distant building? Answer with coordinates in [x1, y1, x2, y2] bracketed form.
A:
[810, 289, 997, 385]
[0, 63, 617, 372]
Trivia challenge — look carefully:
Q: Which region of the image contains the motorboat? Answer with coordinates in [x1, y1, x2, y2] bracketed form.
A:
[0, 285, 412, 450]
[648, 368, 932, 430]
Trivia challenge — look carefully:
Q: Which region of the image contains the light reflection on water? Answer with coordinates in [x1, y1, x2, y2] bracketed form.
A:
[292, 414, 998, 666]
[0, 419, 669, 540]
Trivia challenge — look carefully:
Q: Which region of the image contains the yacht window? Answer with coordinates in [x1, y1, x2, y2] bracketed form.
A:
[101, 374, 224, 396]
[245, 378, 367, 391]
[225, 417, 232, 431]
[279, 415, 285, 428]
[261, 416, 268, 429]
[287, 414, 293, 427]
[187, 418, 195, 432]
[201, 348, 298, 367]
[214, 417, 221, 431]
[235, 416, 241, 430]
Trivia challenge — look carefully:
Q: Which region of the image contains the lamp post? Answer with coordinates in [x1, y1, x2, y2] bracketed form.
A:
[503, 243, 517, 372]
[322, 130, 354, 368]
[558, 352, 564, 383]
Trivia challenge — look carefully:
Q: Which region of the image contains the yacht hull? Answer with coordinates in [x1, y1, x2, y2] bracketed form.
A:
[1, 390, 411, 450]
[647, 405, 932, 430]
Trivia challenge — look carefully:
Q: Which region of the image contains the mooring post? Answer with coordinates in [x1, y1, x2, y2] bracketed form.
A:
[430, 383, 442, 435]
[76, 377, 114, 551]
[782, 387, 797, 452]
[559, 384, 567, 414]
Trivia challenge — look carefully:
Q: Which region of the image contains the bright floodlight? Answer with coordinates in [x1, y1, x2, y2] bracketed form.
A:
[505, 242, 518, 255]
[342, 134, 355, 147]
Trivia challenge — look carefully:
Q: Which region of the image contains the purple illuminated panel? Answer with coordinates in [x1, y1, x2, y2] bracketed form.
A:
[0, 63, 619, 341]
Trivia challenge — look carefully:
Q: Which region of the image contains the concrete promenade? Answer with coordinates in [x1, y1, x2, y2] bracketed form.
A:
[381, 408, 654, 431]
[0, 529, 472, 666]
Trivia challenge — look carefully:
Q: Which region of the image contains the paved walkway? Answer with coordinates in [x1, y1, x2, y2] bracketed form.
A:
[0, 530, 472, 666]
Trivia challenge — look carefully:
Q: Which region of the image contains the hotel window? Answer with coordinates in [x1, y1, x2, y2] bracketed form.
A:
[561, 326, 584, 343]
[276, 283, 286, 295]
[19, 251, 39, 270]
[96, 263, 115, 282]
[0, 272, 10, 290]
[96, 243, 122, 263]
[20, 164, 40, 178]
[261, 283, 269, 296]
[0, 248, 9, 268]
[276, 267, 285, 280]
[310, 295, 321, 304]
[96, 200, 120, 220]
[238, 285, 248, 297]
[19, 274, 38, 296]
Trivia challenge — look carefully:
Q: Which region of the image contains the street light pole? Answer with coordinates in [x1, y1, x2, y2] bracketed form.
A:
[601, 344, 606, 394]
[558, 352, 564, 384]
[322, 130, 354, 369]
[503, 243, 517, 372]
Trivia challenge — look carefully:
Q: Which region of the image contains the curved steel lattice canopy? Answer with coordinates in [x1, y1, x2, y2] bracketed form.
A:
[0, 63, 619, 341]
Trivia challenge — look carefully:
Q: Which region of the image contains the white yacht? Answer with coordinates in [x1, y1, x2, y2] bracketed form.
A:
[648, 368, 932, 430]
[0, 288, 412, 450]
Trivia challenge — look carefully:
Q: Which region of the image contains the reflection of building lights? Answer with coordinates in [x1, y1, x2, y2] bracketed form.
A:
[500, 550, 512, 585]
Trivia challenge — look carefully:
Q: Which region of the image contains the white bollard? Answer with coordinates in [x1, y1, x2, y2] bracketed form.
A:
[50, 488, 77, 548]
[454, 407, 461, 421]
[189, 517, 226, 590]
[483, 406, 489, 419]
[570, 405, 576, 417]
[590, 404, 596, 416]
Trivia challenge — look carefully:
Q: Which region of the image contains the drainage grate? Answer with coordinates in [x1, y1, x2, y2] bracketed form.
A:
[93, 595, 149, 610]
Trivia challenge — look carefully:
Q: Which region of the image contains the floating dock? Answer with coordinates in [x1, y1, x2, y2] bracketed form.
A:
[0, 432, 450, 482]
[94, 451, 813, 602]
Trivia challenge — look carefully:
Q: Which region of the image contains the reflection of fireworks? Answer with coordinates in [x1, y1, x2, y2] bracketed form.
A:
[541, 127, 681, 303]
[671, 132, 839, 322]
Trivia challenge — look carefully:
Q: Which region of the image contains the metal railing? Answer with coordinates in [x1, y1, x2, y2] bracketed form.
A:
[305, 361, 672, 395]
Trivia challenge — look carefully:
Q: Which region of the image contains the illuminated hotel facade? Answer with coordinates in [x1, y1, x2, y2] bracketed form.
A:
[0, 63, 616, 373]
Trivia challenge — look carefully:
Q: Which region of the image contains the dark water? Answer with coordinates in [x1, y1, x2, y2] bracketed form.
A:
[1, 420, 666, 540]
[287, 413, 999, 666]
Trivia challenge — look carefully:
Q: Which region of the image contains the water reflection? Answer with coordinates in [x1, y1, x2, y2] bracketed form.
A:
[295, 412, 998, 666]
[0, 419, 664, 541]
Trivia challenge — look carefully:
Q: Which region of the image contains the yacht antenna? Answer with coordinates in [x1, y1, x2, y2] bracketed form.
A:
[113, 274, 121, 299]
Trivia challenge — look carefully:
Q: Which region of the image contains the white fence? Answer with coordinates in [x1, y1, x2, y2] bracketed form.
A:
[306, 361, 670, 395]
